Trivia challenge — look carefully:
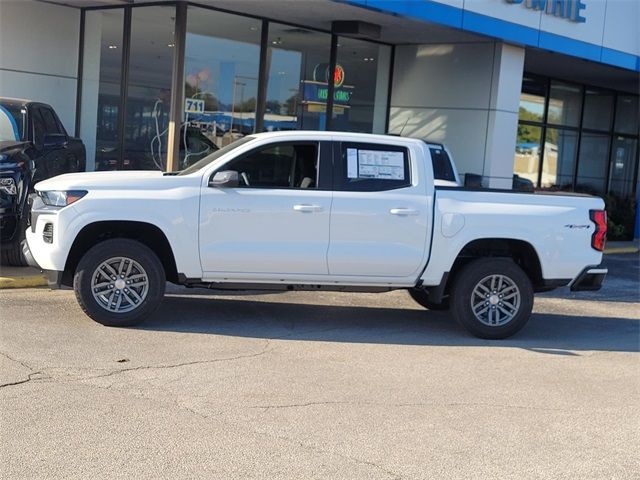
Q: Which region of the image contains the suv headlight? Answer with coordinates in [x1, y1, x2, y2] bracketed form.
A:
[39, 190, 87, 207]
[0, 177, 17, 195]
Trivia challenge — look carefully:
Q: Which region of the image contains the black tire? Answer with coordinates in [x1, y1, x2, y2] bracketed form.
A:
[408, 289, 450, 310]
[450, 258, 533, 339]
[73, 238, 165, 327]
[1, 216, 28, 267]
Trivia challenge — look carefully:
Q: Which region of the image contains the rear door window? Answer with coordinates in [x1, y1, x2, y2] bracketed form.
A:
[335, 142, 410, 192]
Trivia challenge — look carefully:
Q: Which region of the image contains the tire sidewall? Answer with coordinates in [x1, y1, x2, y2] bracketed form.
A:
[74, 239, 165, 327]
[451, 258, 533, 339]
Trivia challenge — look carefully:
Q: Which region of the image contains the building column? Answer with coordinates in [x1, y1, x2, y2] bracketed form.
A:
[482, 43, 525, 189]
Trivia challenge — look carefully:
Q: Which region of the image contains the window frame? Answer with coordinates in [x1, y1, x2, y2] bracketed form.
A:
[515, 72, 639, 197]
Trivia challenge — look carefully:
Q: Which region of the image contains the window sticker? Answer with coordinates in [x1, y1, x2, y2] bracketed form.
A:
[347, 148, 358, 179]
[357, 150, 405, 180]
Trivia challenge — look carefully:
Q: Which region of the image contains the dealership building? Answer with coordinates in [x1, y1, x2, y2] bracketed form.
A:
[1, 0, 639, 234]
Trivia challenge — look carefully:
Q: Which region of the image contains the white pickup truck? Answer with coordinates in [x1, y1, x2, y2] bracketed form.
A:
[24, 131, 608, 339]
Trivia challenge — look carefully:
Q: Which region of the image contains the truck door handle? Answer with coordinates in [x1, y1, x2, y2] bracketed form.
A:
[390, 208, 419, 216]
[293, 204, 323, 213]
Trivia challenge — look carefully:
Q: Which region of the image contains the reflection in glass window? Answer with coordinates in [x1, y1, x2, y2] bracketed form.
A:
[576, 132, 610, 194]
[265, 24, 331, 131]
[183, 7, 261, 169]
[547, 81, 581, 127]
[124, 6, 175, 170]
[513, 123, 542, 185]
[608, 137, 638, 198]
[614, 95, 639, 135]
[519, 76, 546, 123]
[583, 88, 613, 131]
[332, 37, 391, 133]
[80, 9, 124, 171]
[541, 128, 577, 189]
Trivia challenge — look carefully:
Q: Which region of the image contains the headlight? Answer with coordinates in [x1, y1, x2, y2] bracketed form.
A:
[39, 190, 87, 207]
[0, 177, 17, 195]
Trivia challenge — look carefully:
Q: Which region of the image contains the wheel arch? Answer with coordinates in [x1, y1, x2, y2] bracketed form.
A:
[437, 238, 544, 301]
[62, 221, 179, 287]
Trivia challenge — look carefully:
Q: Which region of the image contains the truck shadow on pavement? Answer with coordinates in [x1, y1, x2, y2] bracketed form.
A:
[136, 295, 640, 354]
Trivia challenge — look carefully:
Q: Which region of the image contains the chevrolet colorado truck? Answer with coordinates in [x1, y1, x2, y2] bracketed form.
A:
[1, 98, 85, 265]
[24, 131, 607, 339]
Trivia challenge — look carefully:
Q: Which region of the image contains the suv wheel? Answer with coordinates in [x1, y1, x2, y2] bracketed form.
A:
[73, 239, 165, 327]
[450, 258, 533, 339]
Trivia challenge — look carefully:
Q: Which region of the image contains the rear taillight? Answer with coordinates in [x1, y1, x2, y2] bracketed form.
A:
[589, 210, 607, 252]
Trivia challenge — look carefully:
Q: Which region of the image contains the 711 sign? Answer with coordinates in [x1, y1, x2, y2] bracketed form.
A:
[185, 98, 205, 114]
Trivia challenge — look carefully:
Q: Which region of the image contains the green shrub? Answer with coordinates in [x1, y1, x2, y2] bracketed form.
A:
[603, 195, 637, 241]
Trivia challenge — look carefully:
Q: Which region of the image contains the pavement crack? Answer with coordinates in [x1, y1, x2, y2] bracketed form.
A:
[0, 350, 35, 372]
[84, 339, 272, 381]
[0, 371, 49, 389]
[249, 399, 580, 414]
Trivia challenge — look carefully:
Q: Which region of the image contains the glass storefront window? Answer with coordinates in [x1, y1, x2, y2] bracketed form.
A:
[541, 128, 577, 189]
[513, 123, 542, 185]
[332, 37, 391, 133]
[124, 5, 175, 170]
[547, 81, 581, 127]
[582, 88, 613, 131]
[265, 23, 331, 131]
[182, 7, 261, 168]
[608, 136, 638, 198]
[614, 95, 639, 135]
[80, 9, 124, 171]
[519, 76, 546, 123]
[576, 132, 610, 194]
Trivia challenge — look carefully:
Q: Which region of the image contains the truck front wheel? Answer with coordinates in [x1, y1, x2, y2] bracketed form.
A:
[73, 239, 165, 327]
[450, 258, 533, 339]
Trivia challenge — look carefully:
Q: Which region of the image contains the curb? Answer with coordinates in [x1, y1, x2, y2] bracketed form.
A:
[0, 275, 48, 289]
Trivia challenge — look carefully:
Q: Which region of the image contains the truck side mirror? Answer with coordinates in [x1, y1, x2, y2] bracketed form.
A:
[209, 170, 239, 188]
[43, 133, 68, 150]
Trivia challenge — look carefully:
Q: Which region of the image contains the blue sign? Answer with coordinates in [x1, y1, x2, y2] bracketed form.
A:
[506, 0, 587, 23]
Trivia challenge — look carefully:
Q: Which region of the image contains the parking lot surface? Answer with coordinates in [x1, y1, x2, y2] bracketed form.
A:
[1, 254, 638, 479]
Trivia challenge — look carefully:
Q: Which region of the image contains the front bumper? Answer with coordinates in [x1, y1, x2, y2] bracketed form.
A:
[569, 265, 607, 292]
[22, 240, 63, 289]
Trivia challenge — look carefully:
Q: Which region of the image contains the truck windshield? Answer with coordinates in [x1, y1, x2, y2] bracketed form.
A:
[178, 136, 256, 175]
[0, 104, 25, 142]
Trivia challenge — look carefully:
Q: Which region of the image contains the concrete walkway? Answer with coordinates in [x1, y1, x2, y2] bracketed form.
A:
[1, 242, 637, 289]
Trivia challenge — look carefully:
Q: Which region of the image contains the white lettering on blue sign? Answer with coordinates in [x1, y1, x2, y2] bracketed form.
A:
[506, 0, 586, 23]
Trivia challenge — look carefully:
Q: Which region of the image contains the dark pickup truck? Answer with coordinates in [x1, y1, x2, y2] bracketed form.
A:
[0, 98, 85, 265]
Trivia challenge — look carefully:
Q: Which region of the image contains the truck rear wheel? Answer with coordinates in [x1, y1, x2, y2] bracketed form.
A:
[73, 239, 165, 327]
[408, 289, 449, 310]
[450, 258, 533, 339]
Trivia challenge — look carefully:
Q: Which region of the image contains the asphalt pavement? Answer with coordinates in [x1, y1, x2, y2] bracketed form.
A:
[0, 254, 638, 479]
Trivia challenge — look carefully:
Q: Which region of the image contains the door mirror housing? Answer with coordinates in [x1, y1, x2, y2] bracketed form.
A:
[43, 133, 68, 150]
[210, 170, 239, 188]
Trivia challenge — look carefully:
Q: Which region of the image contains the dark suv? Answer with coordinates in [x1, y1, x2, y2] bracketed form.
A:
[0, 98, 85, 265]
